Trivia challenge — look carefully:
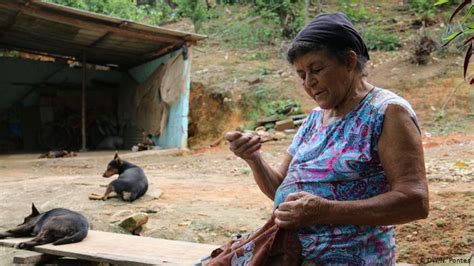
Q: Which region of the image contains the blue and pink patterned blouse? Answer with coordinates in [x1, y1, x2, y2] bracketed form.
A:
[274, 88, 419, 265]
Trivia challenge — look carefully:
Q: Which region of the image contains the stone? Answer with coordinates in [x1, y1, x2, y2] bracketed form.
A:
[118, 213, 149, 233]
[275, 119, 295, 131]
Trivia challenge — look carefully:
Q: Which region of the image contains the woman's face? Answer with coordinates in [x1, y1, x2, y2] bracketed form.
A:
[293, 50, 354, 110]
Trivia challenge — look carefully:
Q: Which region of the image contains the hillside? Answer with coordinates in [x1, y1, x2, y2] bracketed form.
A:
[184, 1, 473, 146]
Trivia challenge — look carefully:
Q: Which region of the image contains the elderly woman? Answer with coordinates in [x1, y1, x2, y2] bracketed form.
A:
[225, 13, 428, 264]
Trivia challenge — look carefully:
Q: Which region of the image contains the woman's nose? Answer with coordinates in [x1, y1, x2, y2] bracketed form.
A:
[304, 74, 316, 89]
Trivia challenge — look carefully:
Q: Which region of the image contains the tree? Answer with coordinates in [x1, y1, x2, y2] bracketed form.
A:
[436, 0, 473, 84]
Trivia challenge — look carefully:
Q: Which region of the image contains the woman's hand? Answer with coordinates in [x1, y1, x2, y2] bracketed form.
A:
[224, 131, 262, 161]
[274, 191, 329, 229]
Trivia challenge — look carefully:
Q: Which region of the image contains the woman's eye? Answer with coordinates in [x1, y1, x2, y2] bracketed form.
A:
[312, 67, 323, 74]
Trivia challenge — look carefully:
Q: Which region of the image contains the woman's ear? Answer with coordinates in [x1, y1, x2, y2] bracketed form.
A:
[346, 50, 358, 71]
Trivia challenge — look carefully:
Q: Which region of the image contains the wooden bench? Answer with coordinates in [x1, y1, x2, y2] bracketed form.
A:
[0, 230, 218, 265]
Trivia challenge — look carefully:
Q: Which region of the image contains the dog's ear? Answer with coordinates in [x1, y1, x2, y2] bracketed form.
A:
[31, 203, 40, 216]
[114, 152, 119, 160]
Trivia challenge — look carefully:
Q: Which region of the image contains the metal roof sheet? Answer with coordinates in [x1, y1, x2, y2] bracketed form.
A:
[0, 0, 207, 67]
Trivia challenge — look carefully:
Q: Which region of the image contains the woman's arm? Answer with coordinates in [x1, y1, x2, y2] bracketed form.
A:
[274, 105, 429, 228]
[246, 152, 292, 200]
[225, 131, 292, 200]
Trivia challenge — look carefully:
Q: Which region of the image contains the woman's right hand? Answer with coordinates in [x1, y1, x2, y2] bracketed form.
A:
[224, 131, 262, 161]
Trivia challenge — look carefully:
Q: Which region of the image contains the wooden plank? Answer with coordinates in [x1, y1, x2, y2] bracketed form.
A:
[13, 251, 58, 264]
[0, 230, 218, 265]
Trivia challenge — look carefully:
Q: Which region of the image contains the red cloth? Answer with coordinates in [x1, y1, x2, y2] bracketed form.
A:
[208, 216, 301, 266]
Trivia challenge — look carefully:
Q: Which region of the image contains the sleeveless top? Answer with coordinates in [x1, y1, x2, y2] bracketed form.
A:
[274, 88, 419, 265]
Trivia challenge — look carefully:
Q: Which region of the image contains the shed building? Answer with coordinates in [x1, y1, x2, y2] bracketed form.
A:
[0, 0, 206, 152]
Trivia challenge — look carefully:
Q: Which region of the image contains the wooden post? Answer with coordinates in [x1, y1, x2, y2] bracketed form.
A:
[81, 50, 87, 151]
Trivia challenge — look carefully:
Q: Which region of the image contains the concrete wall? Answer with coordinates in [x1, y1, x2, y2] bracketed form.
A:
[128, 49, 190, 149]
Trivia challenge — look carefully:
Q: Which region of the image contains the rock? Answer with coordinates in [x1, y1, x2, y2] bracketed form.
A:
[256, 115, 279, 127]
[284, 129, 297, 135]
[273, 132, 286, 140]
[248, 78, 262, 85]
[275, 119, 295, 131]
[118, 213, 149, 233]
[255, 126, 266, 133]
[109, 210, 134, 223]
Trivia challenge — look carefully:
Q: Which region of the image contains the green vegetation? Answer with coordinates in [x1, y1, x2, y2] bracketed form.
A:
[46, 0, 173, 25]
[238, 85, 302, 130]
[436, 0, 473, 83]
[338, 0, 371, 22]
[362, 26, 401, 51]
[201, 6, 283, 48]
[409, 0, 438, 17]
[38, 0, 471, 135]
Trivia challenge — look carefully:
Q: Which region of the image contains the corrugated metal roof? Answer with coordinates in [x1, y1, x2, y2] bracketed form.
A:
[0, 0, 207, 67]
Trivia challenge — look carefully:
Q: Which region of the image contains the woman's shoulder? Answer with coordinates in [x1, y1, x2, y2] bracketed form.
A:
[368, 87, 416, 117]
[304, 107, 323, 121]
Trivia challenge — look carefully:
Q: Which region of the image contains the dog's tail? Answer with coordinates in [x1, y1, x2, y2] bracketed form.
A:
[52, 229, 88, 245]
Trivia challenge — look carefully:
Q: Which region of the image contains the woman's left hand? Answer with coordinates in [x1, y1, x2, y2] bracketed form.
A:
[274, 191, 329, 229]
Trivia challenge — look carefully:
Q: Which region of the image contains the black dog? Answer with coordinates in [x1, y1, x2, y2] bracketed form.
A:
[89, 153, 148, 202]
[0, 204, 89, 249]
[38, 150, 77, 159]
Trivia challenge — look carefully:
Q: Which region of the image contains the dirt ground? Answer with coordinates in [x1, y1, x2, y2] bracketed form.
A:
[0, 133, 472, 264]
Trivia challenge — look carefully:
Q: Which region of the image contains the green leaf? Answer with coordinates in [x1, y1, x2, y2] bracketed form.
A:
[467, 22, 474, 29]
[464, 5, 474, 21]
[434, 0, 449, 6]
[443, 30, 464, 41]
[449, 0, 472, 23]
[442, 31, 464, 47]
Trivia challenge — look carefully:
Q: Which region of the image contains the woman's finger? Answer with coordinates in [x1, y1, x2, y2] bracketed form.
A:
[276, 201, 294, 211]
[224, 131, 242, 142]
[230, 134, 254, 152]
[236, 136, 261, 155]
[274, 208, 293, 220]
[285, 192, 308, 202]
[274, 217, 295, 229]
[241, 143, 261, 157]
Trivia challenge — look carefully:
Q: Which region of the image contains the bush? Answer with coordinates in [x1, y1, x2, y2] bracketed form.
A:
[410, 30, 438, 65]
[201, 6, 284, 48]
[338, 0, 371, 22]
[409, 0, 437, 16]
[253, 0, 306, 38]
[362, 26, 401, 51]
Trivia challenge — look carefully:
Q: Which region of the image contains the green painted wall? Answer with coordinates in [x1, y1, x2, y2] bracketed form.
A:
[128, 49, 190, 149]
[0, 57, 122, 110]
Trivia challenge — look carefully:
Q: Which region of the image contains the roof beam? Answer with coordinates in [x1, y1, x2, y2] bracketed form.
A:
[86, 20, 129, 49]
[0, 44, 71, 62]
[0, 10, 21, 37]
[142, 43, 185, 61]
[87, 32, 112, 49]
[0, 1, 182, 44]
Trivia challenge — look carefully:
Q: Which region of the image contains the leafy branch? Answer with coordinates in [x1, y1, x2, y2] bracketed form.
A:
[436, 0, 473, 84]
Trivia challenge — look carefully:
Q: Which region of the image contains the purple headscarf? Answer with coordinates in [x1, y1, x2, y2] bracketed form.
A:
[294, 12, 370, 60]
